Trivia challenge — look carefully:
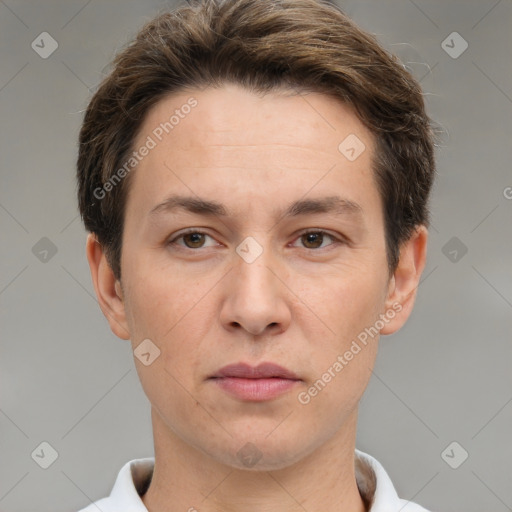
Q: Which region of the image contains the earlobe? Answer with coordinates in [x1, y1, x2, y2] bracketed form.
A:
[380, 226, 428, 336]
[86, 233, 131, 340]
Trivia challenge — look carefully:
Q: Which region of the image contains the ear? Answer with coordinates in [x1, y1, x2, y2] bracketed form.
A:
[380, 225, 428, 335]
[85, 233, 130, 340]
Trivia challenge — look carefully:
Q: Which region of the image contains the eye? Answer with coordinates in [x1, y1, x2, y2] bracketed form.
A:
[168, 230, 218, 249]
[168, 229, 343, 251]
[292, 230, 340, 249]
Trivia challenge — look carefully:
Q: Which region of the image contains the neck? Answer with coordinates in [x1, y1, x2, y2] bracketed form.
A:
[142, 407, 366, 512]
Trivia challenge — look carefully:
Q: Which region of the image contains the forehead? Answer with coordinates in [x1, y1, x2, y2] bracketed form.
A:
[127, 83, 380, 222]
[134, 83, 373, 164]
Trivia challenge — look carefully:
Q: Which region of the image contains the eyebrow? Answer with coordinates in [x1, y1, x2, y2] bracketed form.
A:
[148, 194, 364, 221]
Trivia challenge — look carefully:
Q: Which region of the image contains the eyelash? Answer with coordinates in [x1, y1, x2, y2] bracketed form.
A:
[167, 228, 345, 251]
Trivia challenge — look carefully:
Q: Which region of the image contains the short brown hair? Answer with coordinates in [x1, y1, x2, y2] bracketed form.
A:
[77, 0, 436, 279]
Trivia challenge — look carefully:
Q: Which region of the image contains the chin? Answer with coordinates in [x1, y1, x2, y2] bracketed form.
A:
[212, 433, 318, 472]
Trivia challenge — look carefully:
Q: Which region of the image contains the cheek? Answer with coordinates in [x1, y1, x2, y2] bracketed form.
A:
[297, 263, 387, 344]
[122, 269, 212, 415]
[294, 270, 383, 422]
[291, 263, 386, 411]
[122, 260, 222, 387]
[122, 256, 211, 338]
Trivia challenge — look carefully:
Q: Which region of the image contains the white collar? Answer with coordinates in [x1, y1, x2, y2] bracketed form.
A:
[85, 450, 429, 512]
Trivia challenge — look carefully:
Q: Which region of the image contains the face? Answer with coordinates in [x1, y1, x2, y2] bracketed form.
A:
[88, 83, 426, 471]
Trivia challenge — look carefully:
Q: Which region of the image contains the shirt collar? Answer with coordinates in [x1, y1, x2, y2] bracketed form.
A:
[355, 449, 404, 510]
[108, 457, 153, 511]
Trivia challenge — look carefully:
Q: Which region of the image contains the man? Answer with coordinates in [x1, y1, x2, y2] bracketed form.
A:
[76, 0, 435, 510]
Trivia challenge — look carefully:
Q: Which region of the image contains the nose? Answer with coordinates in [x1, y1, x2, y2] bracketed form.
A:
[219, 244, 291, 337]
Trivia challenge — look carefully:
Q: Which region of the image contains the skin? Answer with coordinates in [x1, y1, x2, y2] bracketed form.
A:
[86, 83, 427, 512]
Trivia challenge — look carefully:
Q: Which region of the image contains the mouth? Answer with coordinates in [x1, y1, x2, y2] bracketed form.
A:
[208, 362, 301, 402]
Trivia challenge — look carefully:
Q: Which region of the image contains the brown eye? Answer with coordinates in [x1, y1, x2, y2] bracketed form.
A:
[292, 230, 340, 250]
[182, 232, 206, 248]
[301, 232, 325, 249]
[169, 230, 217, 249]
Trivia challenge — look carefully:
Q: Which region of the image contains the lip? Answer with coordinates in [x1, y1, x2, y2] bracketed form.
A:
[211, 362, 300, 380]
[209, 362, 301, 401]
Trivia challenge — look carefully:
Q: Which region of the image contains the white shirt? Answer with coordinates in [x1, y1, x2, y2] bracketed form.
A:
[77, 449, 430, 511]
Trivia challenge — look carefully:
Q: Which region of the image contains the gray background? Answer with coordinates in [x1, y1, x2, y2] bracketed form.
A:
[1, 1, 511, 511]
